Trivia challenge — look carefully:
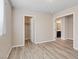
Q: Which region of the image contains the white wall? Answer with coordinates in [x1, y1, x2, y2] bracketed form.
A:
[61, 17, 66, 39]
[65, 15, 73, 40]
[0, 0, 12, 59]
[0, 0, 4, 35]
[13, 9, 53, 46]
[35, 14, 53, 43]
[68, 15, 73, 40]
[53, 6, 78, 50]
[65, 16, 69, 39]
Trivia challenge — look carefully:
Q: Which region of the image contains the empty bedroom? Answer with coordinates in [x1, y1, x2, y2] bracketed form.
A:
[0, 0, 78, 59]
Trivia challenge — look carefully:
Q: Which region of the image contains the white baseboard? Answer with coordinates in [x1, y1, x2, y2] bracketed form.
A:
[65, 38, 73, 40]
[6, 47, 12, 59]
[61, 38, 73, 40]
[6, 44, 24, 59]
[34, 39, 56, 44]
[61, 38, 65, 40]
[73, 47, 78, 51]
[12, 45, 24, 48]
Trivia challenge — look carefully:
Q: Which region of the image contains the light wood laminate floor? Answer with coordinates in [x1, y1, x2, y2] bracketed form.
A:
[8, 39, 78, 59]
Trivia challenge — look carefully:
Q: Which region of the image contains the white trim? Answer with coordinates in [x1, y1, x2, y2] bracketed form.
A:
[61, 37, 65, 40]
[54, 12, 75, 49]
[56, 13, 73, 19]
[12, 45, 24, 48]
[6, 44, 24, 59]
[34, 40, 56, 44]
[65, 38, 73, 40]
[6, 47, 12, 59]
[73, 47, 78, 51]
[61, 38, 73, 40]
[7, 45, 24, 59]
[23, 15, 35, 46]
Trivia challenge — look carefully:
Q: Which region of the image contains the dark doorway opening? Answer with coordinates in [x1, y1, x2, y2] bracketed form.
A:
[57, 31, 61, 38]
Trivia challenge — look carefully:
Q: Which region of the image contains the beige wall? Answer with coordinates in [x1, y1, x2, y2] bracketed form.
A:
[0, 0, 12, 59]
[53, 6, 78, 50]
[13, 9, 53, 46]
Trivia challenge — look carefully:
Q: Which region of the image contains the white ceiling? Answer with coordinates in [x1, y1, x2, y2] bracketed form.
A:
[10, 0, 78, 13]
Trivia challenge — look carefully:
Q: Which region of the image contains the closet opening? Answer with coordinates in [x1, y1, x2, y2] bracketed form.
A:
[24, 16, 32, 42]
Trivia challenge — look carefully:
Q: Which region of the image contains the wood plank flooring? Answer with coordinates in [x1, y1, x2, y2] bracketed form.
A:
[8, 39, 78, 59]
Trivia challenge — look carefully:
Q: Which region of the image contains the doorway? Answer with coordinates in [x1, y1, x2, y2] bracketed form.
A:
[56, 18, 61, 39]
[55, 14, 73, 47]
[24, 16, 32, 41]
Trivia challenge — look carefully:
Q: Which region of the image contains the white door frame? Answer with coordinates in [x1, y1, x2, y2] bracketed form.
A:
[54, 12, 75, 49]
[23, 16, 35, 46]
[55, 13, 74, 40]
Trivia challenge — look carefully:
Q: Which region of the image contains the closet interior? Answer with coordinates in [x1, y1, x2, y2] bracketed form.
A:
[25, 16, 32, 41]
